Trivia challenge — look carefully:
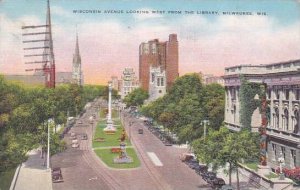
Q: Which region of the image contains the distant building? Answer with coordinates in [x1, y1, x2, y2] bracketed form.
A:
[148, 66, 166, 101]
[111, 76, 119, 91]
[121, 68, 139, 99]
[139, 34, 178, 92]
[56, 72, 73, 85]
[224, 59, 300, 169]
[72, 33, 83, 85]
[198, 72, 224, 86]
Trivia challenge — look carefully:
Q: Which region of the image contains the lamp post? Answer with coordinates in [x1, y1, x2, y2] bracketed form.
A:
[278, 152, 285, 180]
[47, 119, 51, 169]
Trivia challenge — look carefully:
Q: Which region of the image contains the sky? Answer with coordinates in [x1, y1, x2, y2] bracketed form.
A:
[0, 0, 300, 85]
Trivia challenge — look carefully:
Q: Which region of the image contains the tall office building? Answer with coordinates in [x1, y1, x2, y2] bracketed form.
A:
[139, 34, 179, 92]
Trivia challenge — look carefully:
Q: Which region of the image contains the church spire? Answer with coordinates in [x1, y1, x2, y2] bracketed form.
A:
[72, 27, 82, 85]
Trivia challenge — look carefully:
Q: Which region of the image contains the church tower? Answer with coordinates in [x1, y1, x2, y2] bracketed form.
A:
[72, 32, 83, 85]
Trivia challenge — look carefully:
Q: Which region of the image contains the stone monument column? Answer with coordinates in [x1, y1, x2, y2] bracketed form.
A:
[107, 82, 113, 124]
[104, 81, 116, 133]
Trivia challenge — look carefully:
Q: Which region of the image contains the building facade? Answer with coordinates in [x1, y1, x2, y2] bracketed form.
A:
[139, 34, 178, 92]
[224, 59, 300, 169]
[148, 66, 166, 101]
[72, 33, 83, 86]
[121, 68, 139, 99]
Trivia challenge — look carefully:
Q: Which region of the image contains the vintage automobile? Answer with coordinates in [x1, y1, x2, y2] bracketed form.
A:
[210, 177, 226, 189]
[138, 128, 143, 134]
[71, 139, 79, 148]
[52, 167, 63, 183]
[70, 132, 76, 140]
[180, 153, 195, 162]
[81, 133, 88, 140]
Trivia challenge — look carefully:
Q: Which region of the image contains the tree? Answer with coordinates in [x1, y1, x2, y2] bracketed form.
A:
[193, 127, 259, 189]
[123, 88, 148, 107]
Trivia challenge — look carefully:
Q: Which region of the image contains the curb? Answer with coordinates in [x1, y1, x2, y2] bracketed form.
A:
[9, 164, 22, 190]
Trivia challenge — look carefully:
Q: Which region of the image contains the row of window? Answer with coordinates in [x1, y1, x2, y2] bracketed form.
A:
[271, 108, 300, 134]
[227, 88, 300, 102]
[272, 144, 297, 168]
[267, 89, 300, 100]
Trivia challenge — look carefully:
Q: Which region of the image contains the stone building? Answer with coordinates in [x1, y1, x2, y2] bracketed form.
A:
[223, 59, 300, 169]
[139, 34, 178, 92]
[120, 68, 139, 99]
[148, 66, 166, 101]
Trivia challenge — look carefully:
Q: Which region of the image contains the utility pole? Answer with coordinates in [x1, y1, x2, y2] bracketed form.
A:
[47, 119, 50, 169]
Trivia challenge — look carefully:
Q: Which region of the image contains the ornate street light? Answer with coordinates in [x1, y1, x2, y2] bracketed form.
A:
[278, 152, 285, 180]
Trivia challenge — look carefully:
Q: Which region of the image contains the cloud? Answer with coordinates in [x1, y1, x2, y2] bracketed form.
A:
[52, 6, 72, 18]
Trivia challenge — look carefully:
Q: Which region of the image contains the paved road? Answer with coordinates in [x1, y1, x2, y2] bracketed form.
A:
[51, 99, 210, 190]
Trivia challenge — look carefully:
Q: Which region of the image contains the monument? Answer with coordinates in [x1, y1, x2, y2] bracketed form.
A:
[114, 129, 133, 164]
[103, 82, 116, 134]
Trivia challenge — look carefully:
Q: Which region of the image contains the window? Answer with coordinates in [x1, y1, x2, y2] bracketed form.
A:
[231, 88, 236, 100]
[291, 150, 296, 168]
[274, 108, 279, 128]
[159, 90, 162, 93]
[157, 78, 160, 86]
[296, 89, 300, 100]
[267, 89, 271, 99]
[294, 110, 300, 134]
[275, 89, 280, 99]
[161, 78, 164, 86]
[151, 73, 155, 83]
[281, 146, 286, 160]
[272, 144, 277, 157]
[284, 109, 289, 131]
[285, 89, 289, 100]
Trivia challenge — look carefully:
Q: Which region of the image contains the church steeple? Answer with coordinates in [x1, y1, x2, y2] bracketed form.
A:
[72, 29, 82, 85]
[73, 30, 81, 64]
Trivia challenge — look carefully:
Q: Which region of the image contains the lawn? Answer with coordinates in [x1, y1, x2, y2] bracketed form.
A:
[244, 162, 258, 171]
[94, 148, 140, 169]
[0, 167, 16, 190]
[92, 120, 131, 148]
[265, 172, 278, 179]
[99, 109, 120, 119]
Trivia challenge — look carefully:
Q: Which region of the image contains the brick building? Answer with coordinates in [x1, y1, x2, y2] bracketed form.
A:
[139, 34, 179, 92]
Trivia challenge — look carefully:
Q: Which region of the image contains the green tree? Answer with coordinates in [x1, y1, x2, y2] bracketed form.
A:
[193, 127, 259, 189]
[124, 88, 149, 107]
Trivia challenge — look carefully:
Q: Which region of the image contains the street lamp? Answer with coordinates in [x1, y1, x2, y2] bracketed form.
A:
[278, 152, 285, 180]
[47, 119, 51, 169]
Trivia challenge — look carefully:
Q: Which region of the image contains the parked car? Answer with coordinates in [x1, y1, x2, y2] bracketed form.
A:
[180, 153, 195, 162]
[81, 133, 88, 140]
[138, 128, 143, 134]
[211, 178, 226, 189]
[52, 167, 63, 183]
[70, 132, 76, 140]
[202, 171, 217, 182]
[195, 164, 208, 175]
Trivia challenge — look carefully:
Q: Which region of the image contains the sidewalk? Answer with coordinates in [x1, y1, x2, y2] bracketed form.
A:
[12, 149, 52, 190]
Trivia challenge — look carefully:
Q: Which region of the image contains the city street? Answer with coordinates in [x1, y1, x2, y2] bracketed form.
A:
[51, 99, 210, 190]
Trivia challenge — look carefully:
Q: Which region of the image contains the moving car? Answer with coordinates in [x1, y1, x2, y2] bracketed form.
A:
[52, 167, 63, 183]
[81, 133, 88, 140]
[138, 128, 143, 134]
